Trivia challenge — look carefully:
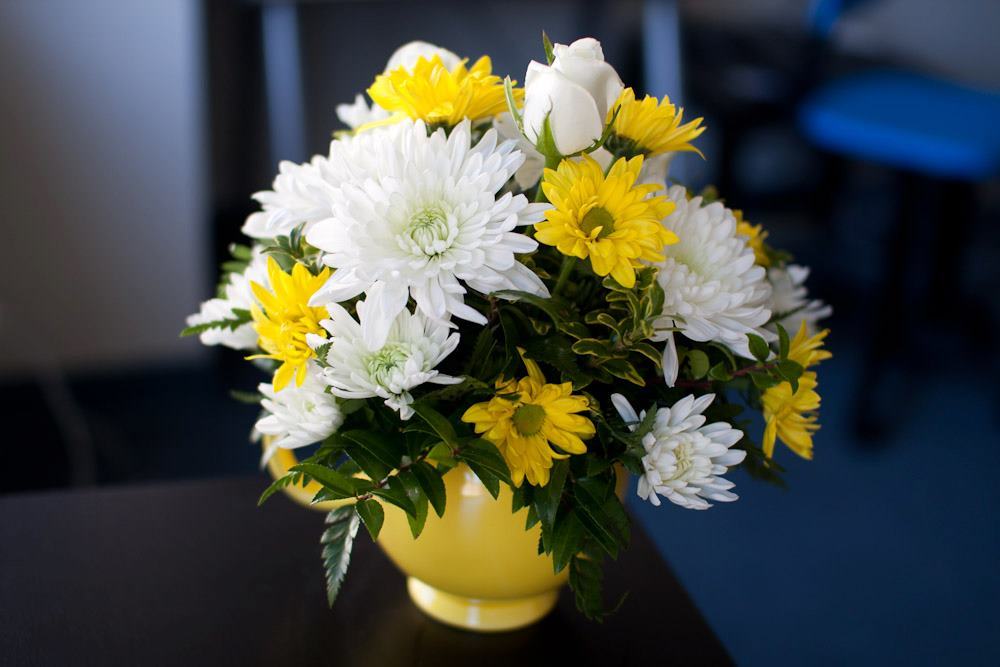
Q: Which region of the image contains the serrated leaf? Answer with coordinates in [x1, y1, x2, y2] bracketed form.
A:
[533, 460, 568, 538]
[569, 554, 604, 620]
[552, 510, 585, 573]
[410, 401, 459, 448]
[258, 471, 308, 506]
[748, 333, 770, 362]
[573, 477, 630, 558]
[687, 349, 710, 379]
[355, 499, 384, 540]
[320, 506, 359, 607]
[409, 461, 447, 518]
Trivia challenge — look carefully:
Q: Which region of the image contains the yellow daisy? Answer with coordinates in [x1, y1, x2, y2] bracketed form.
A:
[607, 88, 705, 157]
[761, 322, 832, 459]
[462, 353, 595, 487]
[734, 210, 771, 267]
[534, 154, 678, 288]
[366, 54, 517, 129]
[248, 257, 331, 392]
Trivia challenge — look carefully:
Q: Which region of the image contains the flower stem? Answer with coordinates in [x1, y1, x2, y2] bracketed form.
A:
[552, 256, 575, 297]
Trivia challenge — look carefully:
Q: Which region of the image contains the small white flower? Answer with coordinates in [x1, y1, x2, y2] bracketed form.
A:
[313, 299, 461, 419]
[256, 366, 344, 464]
[242, 157, 339, 239]
[494, 112, 544, 190]
[306, 119, 549, 348]
[522, 37, 623, 155]
[186, 249, 269, 350]
[767, 264, 832, 336]
[652, 186, 774, 386]
[336, 94, 390, 130]
[611, 393, 746, 510]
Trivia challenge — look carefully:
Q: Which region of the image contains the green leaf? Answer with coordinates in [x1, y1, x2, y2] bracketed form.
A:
[493, 289, 570, 326]
[370, 476, 417, 518]
[541, 31, 555, 64]
[552, 510, 585, 574]
[708, 363, 733, 382]
[288, 463, 356, 499]
[179, 309, 252, 337]
[687, 349, 710, 379]
[410, 461, 447, 518]
[397, 471, 430, 538]
[776, 359, 804, 393]
[571, 338, 614, 358]
[410, 402, 459, 448]
[339, 430, 405, 481]
[572, 477, 629, 558]
[355, 499, 384, 541]
[257, 471, 309, 506]
[534, 460, 568, 537]
[503, 76, 522, 128]
[569, 554, 604, 620]
[776, 322, 790, 360]
[602, 358, 645, 386]
[229, 389, 262, 404]
[229, 243, 254, 261]
[457, 439, 512, 499]
[320, 506, 360, 607]
[749, 371, 780, 390]
[747, 333, 771, 362]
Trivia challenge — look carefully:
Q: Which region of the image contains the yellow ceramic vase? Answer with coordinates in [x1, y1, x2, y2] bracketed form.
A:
[264, 446, 570, 632]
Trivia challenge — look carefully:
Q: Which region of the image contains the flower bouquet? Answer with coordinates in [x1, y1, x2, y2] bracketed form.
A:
[184, 35, 831, 629]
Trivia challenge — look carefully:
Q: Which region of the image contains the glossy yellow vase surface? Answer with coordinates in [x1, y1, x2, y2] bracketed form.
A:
[264, 442, 619, 632]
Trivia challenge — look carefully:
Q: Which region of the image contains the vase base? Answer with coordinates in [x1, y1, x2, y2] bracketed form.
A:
[406, 577, 559, 632]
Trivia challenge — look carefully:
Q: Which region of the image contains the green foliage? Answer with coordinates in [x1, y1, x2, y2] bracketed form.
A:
[321, 506, 360, 607]
[541, 31, 555, 64]
[456, 438, 512, 498]
[355, 499, 384, 541]
[179, 308, 251, 337]
[409, 461, 447, 518]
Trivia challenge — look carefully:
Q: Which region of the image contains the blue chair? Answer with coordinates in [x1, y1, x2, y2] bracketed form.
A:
[798, 0, 1000, 438]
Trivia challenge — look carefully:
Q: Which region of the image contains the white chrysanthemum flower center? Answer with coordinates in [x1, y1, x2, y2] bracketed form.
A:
[313, 298, 461, 419]
[306, 119, 551, 349]
[400, 206, 455, 257]
[612, 393, 746, 510]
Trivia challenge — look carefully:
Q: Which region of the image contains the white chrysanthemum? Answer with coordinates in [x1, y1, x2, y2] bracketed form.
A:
[312, 299, 461, 419]
[306, 119, 549, 348]
[256, 365, 344, 464]
[336, 94, 390, 130]
[611, 393, 746, 510]
[652, 185, 774, 385]
[242, 157, 339, 239]
[767, 264, 832, 336]
[186, 250, 268, 350]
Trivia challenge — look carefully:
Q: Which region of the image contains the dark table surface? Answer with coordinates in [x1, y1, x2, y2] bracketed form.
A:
[0, 476, 732, 666]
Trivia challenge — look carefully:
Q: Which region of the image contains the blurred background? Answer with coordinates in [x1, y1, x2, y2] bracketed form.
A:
[1, 0, 998, 663]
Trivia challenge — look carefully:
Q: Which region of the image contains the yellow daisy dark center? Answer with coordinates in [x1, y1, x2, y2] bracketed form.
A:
[580, 206, 616, 239]
[511, 403, 546, 436]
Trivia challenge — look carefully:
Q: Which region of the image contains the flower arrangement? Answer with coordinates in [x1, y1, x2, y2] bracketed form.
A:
[184, 35, 831, 620]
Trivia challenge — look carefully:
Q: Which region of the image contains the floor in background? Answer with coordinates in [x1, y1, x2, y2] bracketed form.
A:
[630, 320, 1000, 665]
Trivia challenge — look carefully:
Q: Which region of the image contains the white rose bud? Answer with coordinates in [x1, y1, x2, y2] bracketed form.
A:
[522, 37, 624, 156]
[384, 40, 460, 73]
